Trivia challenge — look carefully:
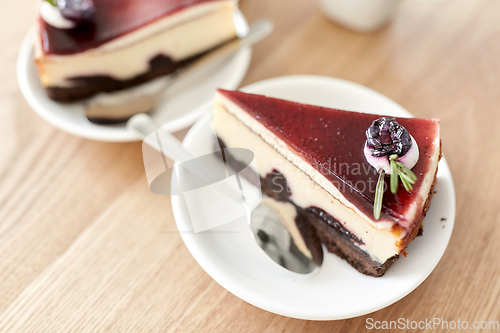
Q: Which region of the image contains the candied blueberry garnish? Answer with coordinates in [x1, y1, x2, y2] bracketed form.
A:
[366, 117, 412, 157]
[57, 0, 96, 24]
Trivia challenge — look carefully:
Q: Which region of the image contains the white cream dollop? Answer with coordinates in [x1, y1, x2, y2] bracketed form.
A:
[364, 135, 419, 174]
[39, 1, 77, 29]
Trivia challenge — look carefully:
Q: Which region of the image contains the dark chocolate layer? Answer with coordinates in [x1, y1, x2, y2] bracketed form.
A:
[310, 212, 399, 277]
[46, 53, 203, 103]
[306, 207, 364, 246]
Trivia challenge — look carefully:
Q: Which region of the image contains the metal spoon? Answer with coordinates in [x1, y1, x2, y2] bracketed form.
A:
[128, 114, 323, 274]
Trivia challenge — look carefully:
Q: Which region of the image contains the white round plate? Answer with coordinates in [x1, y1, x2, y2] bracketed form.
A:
[171, 75, 455, 320]
[17, 22, 251, 142]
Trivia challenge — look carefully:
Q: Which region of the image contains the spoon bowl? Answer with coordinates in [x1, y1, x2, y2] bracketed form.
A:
[250, 202, 322, 274]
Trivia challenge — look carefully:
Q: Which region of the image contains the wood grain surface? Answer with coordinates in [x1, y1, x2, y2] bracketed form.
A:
[1, 0, 499, 331]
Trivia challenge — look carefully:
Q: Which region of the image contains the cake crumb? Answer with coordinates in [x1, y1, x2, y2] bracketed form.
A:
[441, 217, 446, 221]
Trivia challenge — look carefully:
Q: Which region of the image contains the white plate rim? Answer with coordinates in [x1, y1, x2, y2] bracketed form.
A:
[171, 75, 456, 320]
[17, 25, 252, 142]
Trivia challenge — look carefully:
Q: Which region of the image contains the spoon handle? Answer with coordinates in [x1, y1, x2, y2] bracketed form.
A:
[128, 113, 244, 202]
[128, 113, 193, 163]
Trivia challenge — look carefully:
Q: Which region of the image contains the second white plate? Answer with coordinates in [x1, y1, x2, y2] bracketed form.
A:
[17, 20, 251, 142]
[172, 75, 455, 320]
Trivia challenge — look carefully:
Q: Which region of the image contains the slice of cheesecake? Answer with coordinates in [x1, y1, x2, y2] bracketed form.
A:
[35, 0, 239, 103]
[213, 89, 441, 277]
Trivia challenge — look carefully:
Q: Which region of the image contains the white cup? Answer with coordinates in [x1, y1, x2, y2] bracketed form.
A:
[319, 0, 400, 32]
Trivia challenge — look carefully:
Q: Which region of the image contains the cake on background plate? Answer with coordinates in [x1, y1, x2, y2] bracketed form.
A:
[35, 0, 240, 103]
[213, 89, 441, 277]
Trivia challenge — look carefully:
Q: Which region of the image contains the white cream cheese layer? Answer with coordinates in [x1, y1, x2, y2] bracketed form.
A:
[35, 1, 238, 87]
[213, 100, 409, 263]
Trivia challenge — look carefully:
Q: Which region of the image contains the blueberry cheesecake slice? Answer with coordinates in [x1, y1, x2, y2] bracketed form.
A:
[35, 0, 240, 105]
[212, 89, 441, 276]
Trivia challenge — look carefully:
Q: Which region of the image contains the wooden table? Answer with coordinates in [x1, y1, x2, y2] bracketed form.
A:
[1, 0, 499, 331]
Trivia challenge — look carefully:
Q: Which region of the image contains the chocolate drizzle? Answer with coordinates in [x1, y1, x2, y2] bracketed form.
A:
[306, 207, 364, 245]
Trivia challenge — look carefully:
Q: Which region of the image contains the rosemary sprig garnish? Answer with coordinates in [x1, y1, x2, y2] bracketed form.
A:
[373, 154, 418, 220]
[389, 154, 417, 193]
[373, 169, 385, 220]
